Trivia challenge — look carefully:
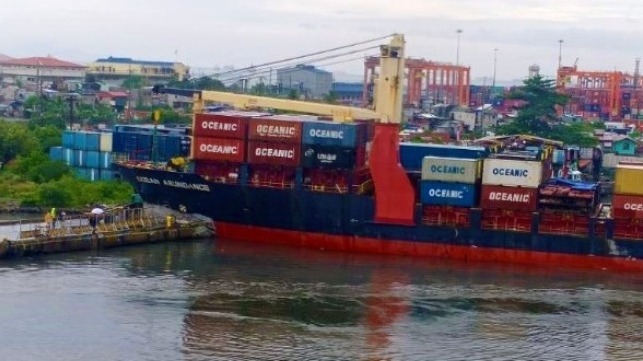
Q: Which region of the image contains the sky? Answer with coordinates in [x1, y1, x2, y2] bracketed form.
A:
[2, 0, 643, 84]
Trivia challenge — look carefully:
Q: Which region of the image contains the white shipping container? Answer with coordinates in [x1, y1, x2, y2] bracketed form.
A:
[482, 158, 543, 188]
[421, 157, 481, 184]
[100, 132, 113, 152]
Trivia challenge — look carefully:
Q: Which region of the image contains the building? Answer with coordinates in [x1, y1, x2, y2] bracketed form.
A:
[0, 56, 86, 89]
[612, 137, 637, 156]
[331, 82, 363, 105]
[277, 65, 332, 99]
[87, 57, 189, 88]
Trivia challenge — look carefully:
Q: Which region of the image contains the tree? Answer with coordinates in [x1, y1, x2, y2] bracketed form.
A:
[122, 75, 146, 90]
[496, 75, 569, 137]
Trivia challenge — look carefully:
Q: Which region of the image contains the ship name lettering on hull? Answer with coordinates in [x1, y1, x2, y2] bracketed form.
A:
[163, 180, 210, 192]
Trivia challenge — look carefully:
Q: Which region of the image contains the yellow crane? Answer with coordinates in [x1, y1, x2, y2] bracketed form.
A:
[152, 34, 405, 124]
[152, 34, 414, 225]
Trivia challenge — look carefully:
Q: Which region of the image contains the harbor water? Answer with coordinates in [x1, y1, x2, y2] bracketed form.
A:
[1, 238, 642, 361]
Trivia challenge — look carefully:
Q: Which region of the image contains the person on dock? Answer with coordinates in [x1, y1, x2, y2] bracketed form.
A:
[50, 208, 57, 229]
[44, 212, 53, 230]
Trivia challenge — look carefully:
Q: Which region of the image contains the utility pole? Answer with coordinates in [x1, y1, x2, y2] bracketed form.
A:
[456, 29, 463, 67]
[558, 39, 563, 70]
[66, 95, 75, 130]
[492, 48, 498, 88]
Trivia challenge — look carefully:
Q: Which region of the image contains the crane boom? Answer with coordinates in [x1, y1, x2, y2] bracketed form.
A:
[152, 33, 405, 123]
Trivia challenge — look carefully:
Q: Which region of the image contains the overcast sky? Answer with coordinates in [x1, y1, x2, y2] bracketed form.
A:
[2, 0, 642, 83]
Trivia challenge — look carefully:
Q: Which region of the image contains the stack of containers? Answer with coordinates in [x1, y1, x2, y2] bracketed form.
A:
[399, 143, 489, 173]
[49, 130, 114, 181]
[479, 155, 546, 232]
[112, 125, 190, 162]
[300, 120, 369, 193]
[611, 163, 643, 239]
[192, 112, 249, 182]
[247, 115, 303, 187]
[420, 156, 482, 226]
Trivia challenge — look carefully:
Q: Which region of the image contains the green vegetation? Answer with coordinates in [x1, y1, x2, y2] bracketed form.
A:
[0, 119, 133, 209]
[24, 95, 117, 128]
[495, 75, 598, 147]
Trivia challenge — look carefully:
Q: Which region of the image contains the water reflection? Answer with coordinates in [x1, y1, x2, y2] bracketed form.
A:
[1, 238, 642, 361]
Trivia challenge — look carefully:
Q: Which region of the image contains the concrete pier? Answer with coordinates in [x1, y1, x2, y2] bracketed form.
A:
[0, 206, 213, 258]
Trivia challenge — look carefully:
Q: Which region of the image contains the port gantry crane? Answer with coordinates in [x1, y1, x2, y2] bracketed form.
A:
[152, 34, 415, 225]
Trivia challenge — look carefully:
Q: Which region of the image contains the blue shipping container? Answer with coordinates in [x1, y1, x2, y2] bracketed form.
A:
[62, 148, 74, 165]
[419, 180, 479, 207]
[73, 132, 87, 150]
[84, 151, 100, 168]
[49, 146, 63, 162]
[400, 143, 489, 172]
[85, 132, 101, 151]
[73, 150, 84, 167]
[100, 170, 114, 180]
[74, 167, 99, 181]
[99, 152, 112, 169]
[302, 121, 363, 147]
[62, 131, 75, 148]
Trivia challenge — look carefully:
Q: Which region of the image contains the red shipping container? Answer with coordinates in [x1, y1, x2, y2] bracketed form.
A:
[612, 194, 643, 220]
[248, 118, 302, 143]
[479, 184, 538, 211]
[194, 113, 247, 139]
[247, 141, 301, 166]
[193, 137, 246, 162]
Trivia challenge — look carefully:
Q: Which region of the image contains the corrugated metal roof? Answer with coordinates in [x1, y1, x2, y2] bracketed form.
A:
[0, 56, 85, 68]
[95, 56, 174, 67]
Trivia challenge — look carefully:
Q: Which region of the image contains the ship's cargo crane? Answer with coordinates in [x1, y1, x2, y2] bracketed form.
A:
[153, 34, 415, 225]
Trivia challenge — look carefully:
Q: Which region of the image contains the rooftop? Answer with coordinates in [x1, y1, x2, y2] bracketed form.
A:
[0, 56, 85, 68]
[95, 56, 176, 67]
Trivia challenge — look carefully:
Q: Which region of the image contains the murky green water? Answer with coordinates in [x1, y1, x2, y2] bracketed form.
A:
[0, 238, 642, 361]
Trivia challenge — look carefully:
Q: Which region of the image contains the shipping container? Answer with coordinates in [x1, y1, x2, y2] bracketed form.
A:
[248, 118, 303, 143]
[112, 132, 139, 153]
[62, 131, 75, 148]
[247, 141, 301, 167]
[74, 167, 100, 181]
[301, 144, 359, 169]
[100, 170, 114, 181]
[193, 137, 246, 163]
[614, 164, 643, 196]
[154, 135, 182, 161]
[482, 158, 544, 188]
[421, 157, 481, 184]
[73, 150, 84, 167]
[612, 194, 643, 219]
[100, 132, 113, 152]
[137, 134, 152, 151]
[84, 150, 101, 169]
[62, 148, 74, 165]
[400, 143, 489, 172]
[99, 152, 112, 170]
[49, 146, 63, 162]
[419, 181, 478, 207]
[479, 184, 539, 211]
[302, 121, 366, 147]
[194, 113, 248, 139]
[74, 131, 101, 151]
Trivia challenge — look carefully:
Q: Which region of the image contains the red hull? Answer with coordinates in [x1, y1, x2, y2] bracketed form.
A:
[215, 222, 643, 273]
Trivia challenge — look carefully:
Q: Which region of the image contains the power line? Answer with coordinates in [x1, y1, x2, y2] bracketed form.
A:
[220, 55, 375, 86]
[210, 34, 395, 78]
[218, 46, 379, 84]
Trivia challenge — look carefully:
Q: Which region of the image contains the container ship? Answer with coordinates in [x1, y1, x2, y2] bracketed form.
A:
[113, 34, 643, 272]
